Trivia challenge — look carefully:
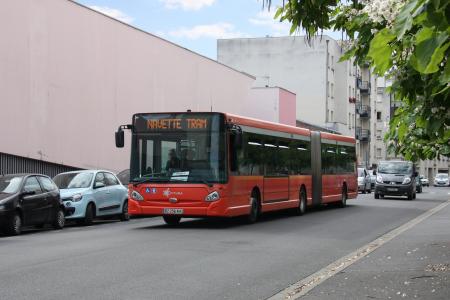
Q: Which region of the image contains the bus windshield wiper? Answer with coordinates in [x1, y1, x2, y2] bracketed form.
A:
[131, 177, 170, 186]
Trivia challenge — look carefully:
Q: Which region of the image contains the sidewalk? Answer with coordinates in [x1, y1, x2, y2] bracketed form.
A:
[303, 201, 450, 300]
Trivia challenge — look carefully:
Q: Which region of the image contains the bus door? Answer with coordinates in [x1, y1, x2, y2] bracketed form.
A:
[263, 139, 289, 204]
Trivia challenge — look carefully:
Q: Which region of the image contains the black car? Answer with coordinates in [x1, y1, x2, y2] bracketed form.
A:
[0, 174, 66, 235]
[374, 161, 417, 200]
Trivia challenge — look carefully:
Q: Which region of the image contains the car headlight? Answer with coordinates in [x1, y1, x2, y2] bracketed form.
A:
[131, 190, 144, 201]
[402, 177, 411, 184]
[205, 191, 220, 202]
[376, 174, 383, 183]
[72, 194, 83, 202]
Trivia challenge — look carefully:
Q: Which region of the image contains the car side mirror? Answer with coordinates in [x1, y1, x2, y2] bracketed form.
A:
[115, 128, 124, 148]
[94, 182, 106, 189]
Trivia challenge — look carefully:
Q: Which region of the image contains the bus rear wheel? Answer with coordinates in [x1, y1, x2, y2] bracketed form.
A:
[163, 215, 181, 226]
[296, 188, 307, 216]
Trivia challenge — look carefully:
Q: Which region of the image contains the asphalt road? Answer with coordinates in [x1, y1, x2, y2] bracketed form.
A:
[1, 187, 449, 300]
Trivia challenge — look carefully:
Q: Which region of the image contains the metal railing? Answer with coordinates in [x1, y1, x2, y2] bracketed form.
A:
[355, 127, 370, 141]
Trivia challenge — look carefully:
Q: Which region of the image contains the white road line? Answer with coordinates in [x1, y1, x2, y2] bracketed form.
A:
[267, 200, 450, 300]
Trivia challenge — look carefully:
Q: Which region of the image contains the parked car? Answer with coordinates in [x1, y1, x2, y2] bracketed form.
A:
[368, 169, 376, 189]
[0, 174, 65, 235]
[420, 175, 429, 187]
[415, 176, 422, 193]
[434, 173, 450, 187]
[53, 170, 129, 225]
[357, 167, 371, 194]
[374, 161, 417, 200]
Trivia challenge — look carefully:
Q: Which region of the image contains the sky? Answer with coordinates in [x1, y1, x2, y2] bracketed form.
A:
[75, 0, 341, 60]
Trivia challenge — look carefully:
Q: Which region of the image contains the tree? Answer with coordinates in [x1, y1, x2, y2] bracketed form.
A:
[264, 0, 449, 161]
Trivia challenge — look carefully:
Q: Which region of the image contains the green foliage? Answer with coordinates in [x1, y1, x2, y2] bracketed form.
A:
[264, 0, 450, 160]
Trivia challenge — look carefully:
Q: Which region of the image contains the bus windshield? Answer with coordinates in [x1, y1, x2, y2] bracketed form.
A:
[130, 113, 226, 184]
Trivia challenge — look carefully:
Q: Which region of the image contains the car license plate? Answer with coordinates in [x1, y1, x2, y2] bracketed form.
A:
[387, 188, 398, 192]
[163, 208, 183, 215]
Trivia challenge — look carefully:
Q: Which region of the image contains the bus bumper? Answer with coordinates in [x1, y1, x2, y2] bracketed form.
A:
[128, 198, 248, 218]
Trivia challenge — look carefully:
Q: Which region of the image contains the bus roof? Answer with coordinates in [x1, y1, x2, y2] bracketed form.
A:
[224, 113, 355, 144]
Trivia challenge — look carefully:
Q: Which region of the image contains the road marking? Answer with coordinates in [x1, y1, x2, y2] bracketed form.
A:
[267, 200, 450, 300]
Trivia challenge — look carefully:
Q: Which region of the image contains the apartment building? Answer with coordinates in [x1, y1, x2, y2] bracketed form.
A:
[217, 36, 357, 137]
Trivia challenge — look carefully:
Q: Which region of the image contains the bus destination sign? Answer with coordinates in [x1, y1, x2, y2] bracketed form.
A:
[133, 113, 222, 132]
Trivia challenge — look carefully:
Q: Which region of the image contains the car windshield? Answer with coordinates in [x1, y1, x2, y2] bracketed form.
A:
[436, 174, 448, 179]
[357, 168, 365, 177]
[0, 175, 23, 194]
[378, 162, 413, 174]
[53, 172, 94, 189]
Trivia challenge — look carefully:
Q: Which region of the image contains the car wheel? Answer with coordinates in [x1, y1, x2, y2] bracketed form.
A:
[374, 193, 379, 199]
[83, 203, 95, 226]
[120, 201, 130, 221]
[413, 192, 417, 199]
[163, 215, 181, 226]
[362, 187, 366, 194]
[52, 208, 65, 230]
[5, 212, 22, 236]
[295, 188, 307, 215]
[368, 186, 372, 194]
[407, 192, 413, 200]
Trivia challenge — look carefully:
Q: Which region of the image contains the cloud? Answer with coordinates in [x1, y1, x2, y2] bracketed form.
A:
[249, 10, 291, 36]
[168, 23, 245, 40]
[160, 0, 216, 11]
[89, 6, 134, 24]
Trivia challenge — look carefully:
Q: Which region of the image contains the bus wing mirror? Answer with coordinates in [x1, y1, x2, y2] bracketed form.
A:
[115, 129, 124, 148]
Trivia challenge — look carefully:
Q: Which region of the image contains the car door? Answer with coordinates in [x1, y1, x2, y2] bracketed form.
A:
[92, 172, 108, 216]
[37, 176, 60, 222]
[104, 172, 123, 214]
[21, 176, 47, 226]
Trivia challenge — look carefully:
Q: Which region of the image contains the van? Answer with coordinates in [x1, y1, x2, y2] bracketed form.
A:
[374, 161, 417, 200]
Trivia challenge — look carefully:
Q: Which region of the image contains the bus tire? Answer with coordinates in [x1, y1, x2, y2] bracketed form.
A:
[338, 187, 347, 208]
[246, 191, 260, 224]
[163, 215, 181, 226]
[296, 187, 307, 216]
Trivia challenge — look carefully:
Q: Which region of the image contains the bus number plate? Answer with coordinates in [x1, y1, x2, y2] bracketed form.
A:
[163, 208, 183, 215]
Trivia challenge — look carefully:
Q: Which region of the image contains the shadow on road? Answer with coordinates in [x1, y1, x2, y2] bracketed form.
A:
[134, 204, 357, 230]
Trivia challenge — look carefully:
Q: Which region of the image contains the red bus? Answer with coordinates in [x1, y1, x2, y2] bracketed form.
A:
[115, 112, 357, 225]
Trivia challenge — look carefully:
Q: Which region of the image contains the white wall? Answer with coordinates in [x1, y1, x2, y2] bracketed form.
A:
[0, 0, 255, 172]
[218, 36, 327, 127]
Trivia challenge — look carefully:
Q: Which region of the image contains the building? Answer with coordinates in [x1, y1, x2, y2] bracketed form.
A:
[0, 0, 297, 176]
[217, 36, 357, 137]
[369, 77, 450, 179]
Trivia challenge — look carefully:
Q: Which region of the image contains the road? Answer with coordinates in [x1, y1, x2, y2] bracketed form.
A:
[1, 187, 449, 300]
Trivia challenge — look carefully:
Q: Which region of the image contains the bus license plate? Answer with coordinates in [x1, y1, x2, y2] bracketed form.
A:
[163, 208, 183, 215]
[387, 188, 398, 192]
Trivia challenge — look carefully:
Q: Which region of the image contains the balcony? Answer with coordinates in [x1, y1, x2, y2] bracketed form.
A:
[357, 79, 371, 94]
[356, 104, 371, 118]
[356, 127, 370, 141]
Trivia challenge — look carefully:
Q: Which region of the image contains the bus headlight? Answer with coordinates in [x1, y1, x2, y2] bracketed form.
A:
[131, 190, 144, 201]
[205, 191, 220, 202]
[402, 177, 411, 184]
[376, 174, 383, 183]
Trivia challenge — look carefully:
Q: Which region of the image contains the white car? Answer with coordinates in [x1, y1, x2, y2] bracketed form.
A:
[420, 175, 429, 187]
[434, 174, 450, 187]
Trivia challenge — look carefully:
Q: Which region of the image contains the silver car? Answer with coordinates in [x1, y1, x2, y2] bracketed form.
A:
[358, 168, 372, 194]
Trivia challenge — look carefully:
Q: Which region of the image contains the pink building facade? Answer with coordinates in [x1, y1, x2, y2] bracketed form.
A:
[0, 0, 297, 174]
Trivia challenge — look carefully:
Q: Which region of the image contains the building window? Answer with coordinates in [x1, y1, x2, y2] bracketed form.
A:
[377, 130, 382, 140]
[377, 87, 384, 94]
[376, 148, 382, 158]
[331, 83, 334, 98]
[377, 111, 382, 120]
[348, 113, 351, 129]
[352, 114, 355, 128]
[330, 110, 334, 122]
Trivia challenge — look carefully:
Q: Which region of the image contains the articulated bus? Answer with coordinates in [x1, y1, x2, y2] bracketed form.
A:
[115, 112, 357, 225]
